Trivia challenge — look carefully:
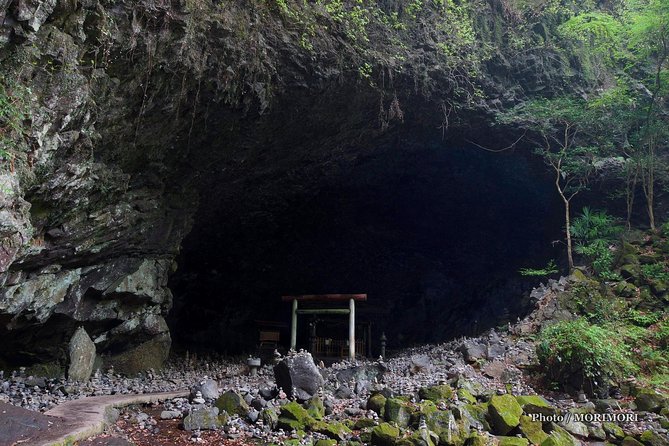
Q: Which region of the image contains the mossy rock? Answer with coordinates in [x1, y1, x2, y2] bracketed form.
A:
[360, 427, 374, 443]
[622, 437, 645, 446]
[659, 417, 669, 430]
[425, 410, 470, 446]
[419, 385, 454, 402]
[620, 264, 642, 283]
[640, 430, 669, 446]
[497, 436, 529, 446]
[277, 401, 316, 431]
[603, 422, 625, 440]
[261, 407, 279, 429]
[650, 280, 669, 295]
[313, 420, 352, 440]
[307, 396, 325, 420]
[588, 425, 607, 441]
[615, 281, 638, 298]
[215, 390, 249, 417]
[457, 388, 477, 404]
[488, 395, 523, 435]
[371, 422, 400, 446]
[571, 269, 588, 282]
[635, 388, 667, 412]
[465, 432, 489, 446]
[315, 440, 338, 446]
[284, 440, 304, 446]
[515, 395, 556, 415]
[368, 393, 388, 417]
[354, 418, 378, 429]
[454, 404, 490, 431]
[455, 378, 487, 399]
[385, 397, 412, 428]
[418, 400, 438, 417]
[26, 361, 63, 379]
[411, 428, 439, 446]
[519, 415, 548, 444]
[540, 424, 579, 446]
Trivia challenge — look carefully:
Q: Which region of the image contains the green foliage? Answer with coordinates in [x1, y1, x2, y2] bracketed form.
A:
[570, 207, 623, 243]
[641, 263, 669, 282]
[558, 12, 625, 62]
[519, 260, 558, 277]
[627, 309, 663, 327]
[571, 208, 623, 279]
[0, 82, 30, 167]
[537, 318, 638, 390]
[562, 281, 623, 324]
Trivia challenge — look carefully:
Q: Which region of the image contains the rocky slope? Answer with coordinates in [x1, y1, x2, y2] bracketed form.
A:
[0, 0, 596, 371]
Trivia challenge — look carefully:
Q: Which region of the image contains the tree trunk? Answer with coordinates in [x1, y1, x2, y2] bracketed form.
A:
[564, 198, 574, 271]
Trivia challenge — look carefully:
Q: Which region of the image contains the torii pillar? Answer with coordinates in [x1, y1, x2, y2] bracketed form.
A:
[282, 294, 367, 359]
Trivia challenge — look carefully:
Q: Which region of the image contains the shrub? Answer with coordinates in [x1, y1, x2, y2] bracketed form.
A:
[537, 318, 638, 393]
[571, 208, 623, 280]
[641, 263, 669, 282]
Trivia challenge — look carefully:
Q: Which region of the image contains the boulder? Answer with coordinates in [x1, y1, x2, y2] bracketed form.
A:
[425, 409, 471, 446]
[541, 424, 579, 446]
[306, 396, 325, 420]
[635, 388, 667, 412]
[104, 333, 171, 375]
[623, 437, 646, 446]
[588, 425, 607, 441]
[410, 354, 432, 374]
[367, 393, 387, 417]
[497, 436, 529, 446]
[215, 390, 249, 417]
[260, 407, 279, 429]
[273, 352, 324, 401]
[519, 415, 548, 444]
[371, 423, 400, 446]
[560, 420, 589, 438]
[419, 385, 454, 402]
[277, 401, 316, 431]
[488, 395, 522, 435]
[465, 433, 489, 446]
[384, 397, 412, 428]
[457, 388, 476, 404]
[460, 340, 487, 363]
[354, 418, 378, 429]
[160, 410, 182, 420]
[454, 404, 490, 431]
[312, 420, 352, 440]
[515, 395, 556, 415]
[68, 327, 96, 382]
[183, 407, 221, 431]
[602, 422, 625, 440]
[191, 379, 220, 401]
[640, 430, 669, 446]
[333, 363, 386, 394]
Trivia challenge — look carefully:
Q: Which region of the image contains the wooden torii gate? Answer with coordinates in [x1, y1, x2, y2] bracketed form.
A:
[281, 294, 367, 359]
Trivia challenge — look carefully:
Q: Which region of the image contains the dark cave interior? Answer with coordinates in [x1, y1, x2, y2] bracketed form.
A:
[168, 140, 565, 356]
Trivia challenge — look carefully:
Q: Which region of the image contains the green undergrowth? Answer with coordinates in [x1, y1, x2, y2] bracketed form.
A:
[536, 222, 669, 394]
[0, 81, 31, 171]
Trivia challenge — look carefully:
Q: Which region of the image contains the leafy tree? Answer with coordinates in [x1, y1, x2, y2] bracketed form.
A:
[498, 98, 599, 270]
[559, 0, 669, 231]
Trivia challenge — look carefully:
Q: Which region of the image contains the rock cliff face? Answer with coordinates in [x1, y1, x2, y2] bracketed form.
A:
[0, 0, 589, 370]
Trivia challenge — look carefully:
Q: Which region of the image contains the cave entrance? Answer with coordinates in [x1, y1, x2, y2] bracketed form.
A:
[168, 142, 564, 355]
